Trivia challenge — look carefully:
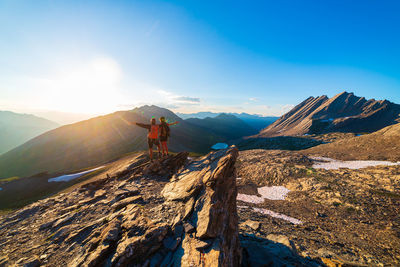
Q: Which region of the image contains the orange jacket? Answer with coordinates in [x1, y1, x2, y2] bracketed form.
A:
[148, 124, 159, 139]
[135, 123, 159, 139]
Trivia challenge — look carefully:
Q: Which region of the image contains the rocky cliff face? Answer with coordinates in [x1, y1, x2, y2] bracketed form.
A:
[0, 148, 240, 266]
[257, 91, 400, 137]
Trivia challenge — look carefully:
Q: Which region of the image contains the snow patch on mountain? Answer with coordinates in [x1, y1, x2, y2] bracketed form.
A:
[310, 157, 400, 170]
[253, 207, 302, 225]
[48, 166, 105, 182]
[237, 186, 290, 204]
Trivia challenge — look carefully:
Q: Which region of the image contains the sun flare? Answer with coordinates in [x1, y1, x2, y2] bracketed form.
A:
[38, 57, 124, 114]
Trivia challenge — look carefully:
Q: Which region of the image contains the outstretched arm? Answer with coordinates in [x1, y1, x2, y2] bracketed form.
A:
[135, 122, 151, 130]
[167, 121, 179, 126]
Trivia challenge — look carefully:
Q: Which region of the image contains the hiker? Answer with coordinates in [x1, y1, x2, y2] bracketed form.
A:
[133, 118, 162, 161]
[158, 117, 179, 157]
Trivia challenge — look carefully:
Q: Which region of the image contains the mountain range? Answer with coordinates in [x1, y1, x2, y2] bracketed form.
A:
[185, 113, 257, 140]
[2, 134, 399, 265]
[2, 92, 400, 180]
[0, 111, 59, 155]
[0, 106, 261, 179]
[177, 112, 278, 131]
[1, 92, 400, 266]
[257, 91, 400, 137]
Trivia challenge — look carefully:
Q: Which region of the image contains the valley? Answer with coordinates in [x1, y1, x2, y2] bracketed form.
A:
[1, 92, 400, 266]
[0, 106, 263, 180]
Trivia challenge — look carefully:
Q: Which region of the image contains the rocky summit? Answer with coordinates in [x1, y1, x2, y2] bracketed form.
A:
[0, 148, 241, 267]
[1, 146, 399, 266]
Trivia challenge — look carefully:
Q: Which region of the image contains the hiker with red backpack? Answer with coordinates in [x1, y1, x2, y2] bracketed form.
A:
[133, 117, 179, 161]
[159, 116, 179, 157]
[133, 117, 162, 161]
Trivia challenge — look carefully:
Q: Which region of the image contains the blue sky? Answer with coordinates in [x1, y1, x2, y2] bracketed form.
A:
[1, 0, 400, 118]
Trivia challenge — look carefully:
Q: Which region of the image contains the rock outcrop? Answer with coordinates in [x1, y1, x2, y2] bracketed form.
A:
[162, 147, 241, 266]
[0, 148, 240, 266]
[256, 91, 400, 137]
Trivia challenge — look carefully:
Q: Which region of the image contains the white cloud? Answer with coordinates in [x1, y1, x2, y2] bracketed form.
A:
[173, 96, 201, 103]
[155, 89, 201, 106]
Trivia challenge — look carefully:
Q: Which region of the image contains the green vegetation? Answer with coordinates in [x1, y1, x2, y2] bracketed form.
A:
[333, 202, 342, 207]
[74, 207, 83, 213]
[306, 168, 316, 176]
[346, 206, 356, 213]
[47, 232, 57, 240]
[0, 209, 14, 216]
[0, 176, 20, 183]
[188, 151, 206, 157]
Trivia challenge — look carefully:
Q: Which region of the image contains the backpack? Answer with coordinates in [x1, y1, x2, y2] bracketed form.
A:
[148, 124, 159, 139]
[160, 123, 170, 137]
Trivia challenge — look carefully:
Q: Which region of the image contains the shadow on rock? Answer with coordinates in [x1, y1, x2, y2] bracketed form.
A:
[237, 136, 323, 151]
[240, 234, 323, 267]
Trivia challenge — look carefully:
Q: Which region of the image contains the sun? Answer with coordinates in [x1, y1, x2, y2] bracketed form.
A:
[39, 57, 124, 114]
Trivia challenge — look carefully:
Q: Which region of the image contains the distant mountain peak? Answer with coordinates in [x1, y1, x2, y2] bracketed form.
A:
[131, 105, 182, 121]
[0, 111, 59, 155]
[257, 92, 400, 137]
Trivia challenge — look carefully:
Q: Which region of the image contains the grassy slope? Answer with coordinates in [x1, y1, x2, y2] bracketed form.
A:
[304, 122, 400, 161]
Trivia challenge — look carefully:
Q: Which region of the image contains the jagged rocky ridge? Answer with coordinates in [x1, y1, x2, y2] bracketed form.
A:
[0, 148, 241, 266]
[257, 91, 400, 137]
